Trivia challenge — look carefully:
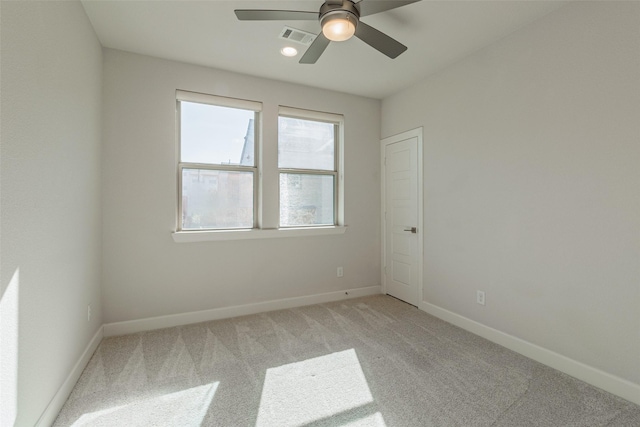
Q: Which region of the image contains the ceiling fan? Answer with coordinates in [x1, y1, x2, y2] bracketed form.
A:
[234, 0, 420, 64]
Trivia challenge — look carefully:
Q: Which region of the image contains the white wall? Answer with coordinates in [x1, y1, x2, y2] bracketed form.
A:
[382, 1, 640, 385]
[0, 2, 103, 426]
[102, 49, 381, 323]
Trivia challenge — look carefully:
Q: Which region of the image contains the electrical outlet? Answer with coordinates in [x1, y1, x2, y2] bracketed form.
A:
[87, 304, 92, 322]
[337, 267, 343, 277]
[476, 291, 485, 306]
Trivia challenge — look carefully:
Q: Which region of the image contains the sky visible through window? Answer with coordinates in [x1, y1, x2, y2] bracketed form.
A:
[180, 102, 253, 165]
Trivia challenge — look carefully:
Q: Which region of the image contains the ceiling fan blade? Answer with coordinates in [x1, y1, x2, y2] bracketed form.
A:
[234, 10, 318, 21]
[300, 34, 331, 64]
[357, 0, 420, 17]
[354, 21, 407, 59]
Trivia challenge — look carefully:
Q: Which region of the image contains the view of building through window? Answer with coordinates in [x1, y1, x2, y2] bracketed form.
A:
[178, 92, 341, 231]
[182, 169, 253, 229]
[278, 116, 337, 227]
[179, 100, 256, 230]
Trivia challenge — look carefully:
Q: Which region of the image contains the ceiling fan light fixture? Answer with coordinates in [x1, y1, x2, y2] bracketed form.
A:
[321, 11, 357, 42]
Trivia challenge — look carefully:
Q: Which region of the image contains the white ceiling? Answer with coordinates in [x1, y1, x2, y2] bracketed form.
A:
[81, 0, 567, 99]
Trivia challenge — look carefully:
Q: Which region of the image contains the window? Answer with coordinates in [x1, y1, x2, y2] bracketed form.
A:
[174, 92, 345, 241]
[177, 90, 261, 230]
[278, 107, 341, 227]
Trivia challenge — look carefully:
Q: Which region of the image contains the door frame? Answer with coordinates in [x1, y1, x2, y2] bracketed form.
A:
[381, 127, 424, 306]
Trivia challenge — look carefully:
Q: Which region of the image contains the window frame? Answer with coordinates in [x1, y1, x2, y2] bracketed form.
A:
[278, 108, 341, 228]
[171, 94, 346, 242]
[176, 90, 262, 232]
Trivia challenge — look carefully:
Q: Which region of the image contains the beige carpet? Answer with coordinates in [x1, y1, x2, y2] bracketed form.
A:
[53, 295, 640, 426]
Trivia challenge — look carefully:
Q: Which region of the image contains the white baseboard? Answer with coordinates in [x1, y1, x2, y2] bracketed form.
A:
[35, 326, 104, 427]
[419, 301, 640, 406]
[104, 285, 382, 337]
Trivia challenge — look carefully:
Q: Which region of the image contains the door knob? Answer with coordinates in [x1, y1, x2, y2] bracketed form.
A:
[404, 227, 417, 234]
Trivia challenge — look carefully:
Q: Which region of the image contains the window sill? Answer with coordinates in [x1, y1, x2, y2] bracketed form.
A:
[171, 226, 347, 243]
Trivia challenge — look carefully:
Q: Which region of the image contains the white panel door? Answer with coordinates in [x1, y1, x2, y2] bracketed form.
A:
[384, 137, 419, 305]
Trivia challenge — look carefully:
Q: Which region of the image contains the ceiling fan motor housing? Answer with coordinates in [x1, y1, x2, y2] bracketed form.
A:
[320, 0, 360, 30]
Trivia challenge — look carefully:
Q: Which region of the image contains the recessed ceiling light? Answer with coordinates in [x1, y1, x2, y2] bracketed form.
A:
[280, 46, 298, 57]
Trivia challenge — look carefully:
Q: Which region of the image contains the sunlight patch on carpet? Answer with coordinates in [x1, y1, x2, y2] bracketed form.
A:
[70, 382, 218, 426]
[256, 349, 380, 427]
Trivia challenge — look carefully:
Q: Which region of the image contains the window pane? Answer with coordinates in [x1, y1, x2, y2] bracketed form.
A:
[181, 101, 255, 166]
[278, 116, 335, 170]
[182, 169, 253, 229]
[280, 173, 334, 226]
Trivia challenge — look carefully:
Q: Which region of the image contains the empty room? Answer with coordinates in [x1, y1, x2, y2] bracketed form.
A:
[1, 0, 639, 426]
